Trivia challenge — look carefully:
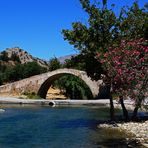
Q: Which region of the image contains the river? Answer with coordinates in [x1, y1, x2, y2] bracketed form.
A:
[0, 105, 142, 148]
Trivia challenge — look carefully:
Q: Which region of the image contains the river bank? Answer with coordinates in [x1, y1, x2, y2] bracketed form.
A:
[98, 120, 148, 147]
[0, 97, 112, 106]
[0, 97, 137, 110]
[0, 96, 147, 147]
[0, 96, 136, 107]
[118, 121, 148, 147]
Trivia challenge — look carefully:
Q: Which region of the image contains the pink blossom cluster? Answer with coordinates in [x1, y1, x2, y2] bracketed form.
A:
[97, 38, 148, 100]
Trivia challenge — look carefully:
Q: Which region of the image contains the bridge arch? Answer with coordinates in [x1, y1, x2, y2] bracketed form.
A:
[37, 69, 99, 99]
[0, 68, 100, 99]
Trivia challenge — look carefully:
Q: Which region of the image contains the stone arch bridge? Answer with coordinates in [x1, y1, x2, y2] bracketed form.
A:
[0, 68, 102, 99]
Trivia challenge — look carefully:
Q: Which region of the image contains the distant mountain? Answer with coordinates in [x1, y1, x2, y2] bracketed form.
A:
[0, 47, 48, 68]
[58, 54, 77, 64]
[0, 47, 77, 68]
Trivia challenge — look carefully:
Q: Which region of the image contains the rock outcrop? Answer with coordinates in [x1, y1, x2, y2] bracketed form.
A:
[0, 47, 48, 68]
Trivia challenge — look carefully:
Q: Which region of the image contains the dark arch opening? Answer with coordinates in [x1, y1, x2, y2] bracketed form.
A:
[48, 101, 55, 106]
[37, 73, 93, 99]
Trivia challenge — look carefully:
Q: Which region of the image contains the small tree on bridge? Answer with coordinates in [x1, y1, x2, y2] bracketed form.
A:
[48, 57, 61, 71]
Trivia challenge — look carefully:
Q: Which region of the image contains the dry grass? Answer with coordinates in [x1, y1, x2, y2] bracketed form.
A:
[46, 87, 67, 100]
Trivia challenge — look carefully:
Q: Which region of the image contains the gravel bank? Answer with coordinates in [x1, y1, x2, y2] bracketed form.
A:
[117, 121, 148, 147]
[98, 121, 148, 147]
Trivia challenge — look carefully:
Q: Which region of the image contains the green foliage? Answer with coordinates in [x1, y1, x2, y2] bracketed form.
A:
[0, 51, 9, 62]
[62, 0, 117, 53]
[53, 75, 93, 99]
[0, 51, 20, 63]
[23, 92, 41, 99]
[61, 0, 147, 119]
[48, 57, 61, 71]
[0, 62, 47, 84]
[62, 0, 148, 80]
[63, 55, 85, 70]
[62, 0, 117, 79]
[10, 53, 21, 63]
[4, 66, 20, 82]
[63, 54, 104, 80]
[23, 62, 47, 78]
[0, 63, 7, 72]
[118, 2, 148, 40]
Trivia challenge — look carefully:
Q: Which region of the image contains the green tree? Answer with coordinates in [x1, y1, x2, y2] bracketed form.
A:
[62, 0, 118, 120]
[63, 54, 104, 80]
[48, 57, 61, 71]
[4, 66, 16, 82]
[62, 0, 148, 120]
[97, 39, 148, 120]
[53, 75, 93, 99]
[118, 2, 148, 40]
[62, 0, 147, 75]
[0, 62, 47, 83]
[3, 64, 24, 82]
[0, 63, 7, 72]
[23, 62, 47, 78]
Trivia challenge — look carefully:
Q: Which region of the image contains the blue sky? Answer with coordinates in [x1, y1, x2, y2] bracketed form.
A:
[0, 0, 147, 60]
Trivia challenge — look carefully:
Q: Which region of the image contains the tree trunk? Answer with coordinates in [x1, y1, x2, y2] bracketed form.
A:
[109, 94, 115, 121]
[132, 76, 147, 120]
[132, 96, 143, 120]
[119, 96, 129, 120]
[132, 106, 139, 120]
[102, 76, 115, 120]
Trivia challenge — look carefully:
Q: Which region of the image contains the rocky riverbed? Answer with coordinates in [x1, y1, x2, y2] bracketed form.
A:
[98, 120, 148, 147]
[118, 121, 148, 147]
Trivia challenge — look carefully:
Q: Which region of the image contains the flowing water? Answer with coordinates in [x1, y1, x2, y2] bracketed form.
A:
[0, 105, 142, 148]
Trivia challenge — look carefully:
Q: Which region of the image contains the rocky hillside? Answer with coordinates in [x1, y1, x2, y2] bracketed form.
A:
[0, 47, 48, 68]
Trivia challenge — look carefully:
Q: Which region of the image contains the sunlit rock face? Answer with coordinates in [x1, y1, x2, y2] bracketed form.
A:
[0, 47, 48, 68]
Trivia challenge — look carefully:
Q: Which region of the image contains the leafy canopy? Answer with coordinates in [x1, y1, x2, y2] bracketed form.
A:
[62, 0, 148, 81]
